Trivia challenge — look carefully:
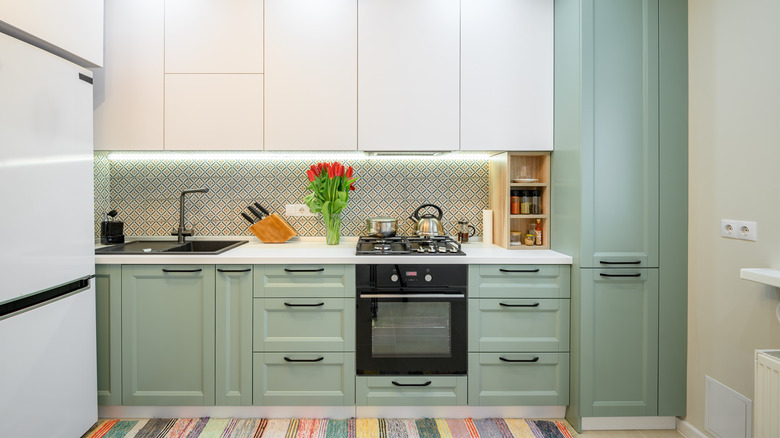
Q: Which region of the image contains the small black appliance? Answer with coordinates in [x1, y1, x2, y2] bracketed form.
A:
[100, 209, 125, 244]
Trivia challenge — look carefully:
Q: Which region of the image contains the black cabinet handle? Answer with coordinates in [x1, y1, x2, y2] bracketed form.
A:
[162, 268, 202, 273]
[499, 268, 540, 273]
[284, 268, 325, 273]
[499, 356, 540, 363]
[283, 302, 325, 307]
[600, 273, 642, 278]
[217, 268, 251, 273]
[391, 380, 432, 387]
[599, 260, 642, 265]
[283, 356, 324, 363]
[499, 302, 540, 308]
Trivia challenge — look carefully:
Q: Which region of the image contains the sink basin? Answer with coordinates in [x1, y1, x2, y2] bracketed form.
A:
[96, 240, 248, 255]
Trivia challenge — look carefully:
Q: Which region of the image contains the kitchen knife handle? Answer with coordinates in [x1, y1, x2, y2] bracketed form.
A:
[599, 260, 642, 265]
[391, 380, 432, 387]
[241, 212, 256, 225]
[599, 273, 642, 278]
[217, 268, 251, 273]
[284, 302, 325, 307]
[499, 356, 540, 363]
[284, 268, 325, 273]
[254, 202, 271, 216]
[499, 268, 540, 273]
[247, 205, 265, 220]
[499, 302, 540, 308]
[162, 268, 203, 273]
[283, 356, 324, 363]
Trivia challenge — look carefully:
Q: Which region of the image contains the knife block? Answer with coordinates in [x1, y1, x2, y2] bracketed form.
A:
[248, 213, 297, 243]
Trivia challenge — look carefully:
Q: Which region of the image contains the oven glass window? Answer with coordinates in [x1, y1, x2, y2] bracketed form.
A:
[371, 301, 451, 358]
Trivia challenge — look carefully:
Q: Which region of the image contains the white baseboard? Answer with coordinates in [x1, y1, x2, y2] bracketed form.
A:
[355, 406, 566, 419]
[677, 419, 709, 438]
[581, 416, 677, 430]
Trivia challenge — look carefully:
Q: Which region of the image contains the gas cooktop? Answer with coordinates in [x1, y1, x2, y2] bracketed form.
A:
[356, 236, 465, 255]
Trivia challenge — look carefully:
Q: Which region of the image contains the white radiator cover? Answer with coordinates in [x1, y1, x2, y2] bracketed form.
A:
[755, 350, 780, 438]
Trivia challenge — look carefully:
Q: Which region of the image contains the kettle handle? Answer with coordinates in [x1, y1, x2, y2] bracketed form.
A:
[412, 204, 443, 220]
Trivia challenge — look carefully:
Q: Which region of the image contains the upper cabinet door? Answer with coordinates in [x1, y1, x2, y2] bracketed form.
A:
[0, 0, 103, 67]
[94, 0, 164, 150]
[265, 0, 357, 150]
[165, 0, 263, 73]
[358, 0, 460, 151]
[461, 0, 553, 151]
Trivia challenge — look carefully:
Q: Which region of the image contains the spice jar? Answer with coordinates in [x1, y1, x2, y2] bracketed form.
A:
[524, 233, 535, 246]
[510, 231, 523, 246]
[531, 190, 541, 214]
[520, 191, 531, 214]
[510, 190, 520, 215]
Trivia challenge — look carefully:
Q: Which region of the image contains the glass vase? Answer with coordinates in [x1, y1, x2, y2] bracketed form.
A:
[325, 212, 342, 245]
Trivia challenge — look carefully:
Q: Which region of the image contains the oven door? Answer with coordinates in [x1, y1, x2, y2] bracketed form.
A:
[356, 293, 467, 375]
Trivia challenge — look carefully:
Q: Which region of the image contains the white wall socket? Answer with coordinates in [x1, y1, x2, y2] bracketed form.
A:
[285, 204, 316, 217]
[720, 219, 758, 241]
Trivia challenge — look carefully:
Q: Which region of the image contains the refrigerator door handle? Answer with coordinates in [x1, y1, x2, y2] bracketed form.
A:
[0, 276, 93, 320]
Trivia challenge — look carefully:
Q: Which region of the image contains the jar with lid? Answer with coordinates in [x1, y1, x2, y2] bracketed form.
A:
[510, 231, 523, 246]
[510, 190, 521, 215]
[520, 191, 531, 214]
[530, 190, 541, 214]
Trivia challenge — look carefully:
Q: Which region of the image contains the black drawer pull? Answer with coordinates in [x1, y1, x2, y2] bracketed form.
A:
[283, 356, 324, 363]
[599, 260, 642, 265]
[217, 268, 251, 273]
[499, 356, 540, 363]
[284, 268, 325, 273]
[499, 302, 540, 308]
[162, 268, 202, 273]
[283, 302, 325, 307]
[391, 380, 432, 387]
[600, 273, 642, 278]
[499, 268, 540, 273]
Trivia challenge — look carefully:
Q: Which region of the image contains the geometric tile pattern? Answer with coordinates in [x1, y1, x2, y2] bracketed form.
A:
[94, 152, 490, 239]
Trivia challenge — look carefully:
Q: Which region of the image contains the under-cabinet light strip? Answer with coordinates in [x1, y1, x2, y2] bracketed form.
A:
[106, 151, 492, 161]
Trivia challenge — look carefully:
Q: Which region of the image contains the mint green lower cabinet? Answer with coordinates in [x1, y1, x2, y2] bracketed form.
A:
[253, 298, 355, 352]
[255, 265, 355, 298]
[468, 298, 570, 352]
[216, 265, 253, 406]
[579, 269, 659, 417]
[468, 353, 569, 406]
[121, 265, 216, 406]
[95, 265, 122, 406]
[468, 265, 570, 298]
[253, 352, 355, 406]
[356, 376, 467, 406]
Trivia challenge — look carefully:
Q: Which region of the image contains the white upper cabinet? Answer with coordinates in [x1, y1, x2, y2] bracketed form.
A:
[0, 0, 103, 67]
[94, 0, 164, 150]
[264, 0, 357, 150]
[461, 0, 554, 151]
[358, 0, 460, 151]
[165, 0, 263, 73]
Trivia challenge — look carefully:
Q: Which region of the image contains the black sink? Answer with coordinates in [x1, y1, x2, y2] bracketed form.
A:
[96, 240, 248, 255]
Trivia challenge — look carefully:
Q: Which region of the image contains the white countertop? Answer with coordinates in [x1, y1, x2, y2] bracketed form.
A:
[95, 236, 573, 265]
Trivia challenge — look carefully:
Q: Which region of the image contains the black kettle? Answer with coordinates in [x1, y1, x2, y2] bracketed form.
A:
[409, 204, 445, 237]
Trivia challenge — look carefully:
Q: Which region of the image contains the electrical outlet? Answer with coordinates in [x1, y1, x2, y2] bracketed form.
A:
[285, 204, 316, 217]
[721, 219, 758, 241]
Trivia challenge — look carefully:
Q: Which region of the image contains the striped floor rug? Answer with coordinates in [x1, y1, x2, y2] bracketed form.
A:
[82, 418, 577, 438]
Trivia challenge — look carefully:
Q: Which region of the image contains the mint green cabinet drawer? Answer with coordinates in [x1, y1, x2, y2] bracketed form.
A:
[468, 353, 569, 406]
[253, 352, 355, 406]
[469, 265, 570, 298]
[356, 376, 467, 406]
[468, 299, 570, 352]
[255, 265, 355, 298]
[253, 298, 355, 352]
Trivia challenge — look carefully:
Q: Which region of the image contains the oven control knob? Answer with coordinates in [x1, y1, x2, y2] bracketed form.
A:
[425, 274, 432, 282]
[391, 274, 399, 282]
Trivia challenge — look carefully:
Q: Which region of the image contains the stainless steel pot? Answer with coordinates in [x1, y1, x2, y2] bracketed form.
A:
[366, 217, 397, 237]
[409, 204, 445, 237]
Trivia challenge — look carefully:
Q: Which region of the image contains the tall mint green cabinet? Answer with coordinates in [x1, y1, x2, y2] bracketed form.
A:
[552, 0, 687, 431]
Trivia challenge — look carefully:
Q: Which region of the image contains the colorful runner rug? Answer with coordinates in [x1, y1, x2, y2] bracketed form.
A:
[82, 418, 577, 438]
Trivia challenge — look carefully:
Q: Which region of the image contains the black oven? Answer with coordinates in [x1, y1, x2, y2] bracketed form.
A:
[355, 264, 467, 375]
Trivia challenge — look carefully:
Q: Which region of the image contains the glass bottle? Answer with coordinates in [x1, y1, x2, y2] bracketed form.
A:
[531, 190, 541, 214]
[520, 190, 530, 214]
[510, 190, 520, 215]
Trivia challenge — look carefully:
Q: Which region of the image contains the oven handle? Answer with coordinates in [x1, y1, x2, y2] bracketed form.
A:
[391, 380, 432, 387]
[359, 294, 465, 299]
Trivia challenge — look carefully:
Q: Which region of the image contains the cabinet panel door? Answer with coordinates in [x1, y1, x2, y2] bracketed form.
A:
[254, 298, 355, 352]
[95, 265, 122, 406]
[94, 0, 164, 150]
[469, 265, 570, 298]
[469, 298, 569, 352]
[582, 0, 659, 267]
[121, 265, 216, 406]
[468, 353, 569, 406]
[164, 74, 263, 150]
[357, 0, 459, 151]
[164, 0, 262, 73]
[256, 265, 353, 298]
[264, 0, 357, 150]
[253, 352, 355, 406]
[580, 268, 658, 417]
[461, 0, 553, 151]
[356, 376, 467, 406]
[216, 266, 253, 406]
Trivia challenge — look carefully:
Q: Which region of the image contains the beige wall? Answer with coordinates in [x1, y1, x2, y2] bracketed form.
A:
[688, 0, 780, 434]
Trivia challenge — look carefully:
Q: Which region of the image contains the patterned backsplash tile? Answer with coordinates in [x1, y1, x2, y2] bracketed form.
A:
[93, 151, 490, 239]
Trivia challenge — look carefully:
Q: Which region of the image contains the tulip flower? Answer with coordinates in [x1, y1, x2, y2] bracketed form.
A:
[303, 161, 359, 245]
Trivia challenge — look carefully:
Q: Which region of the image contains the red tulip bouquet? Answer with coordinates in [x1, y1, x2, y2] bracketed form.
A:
[304, 162, 358, 245]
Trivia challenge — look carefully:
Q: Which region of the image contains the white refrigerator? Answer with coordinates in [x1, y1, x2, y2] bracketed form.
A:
[0, 32, 98, 437]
